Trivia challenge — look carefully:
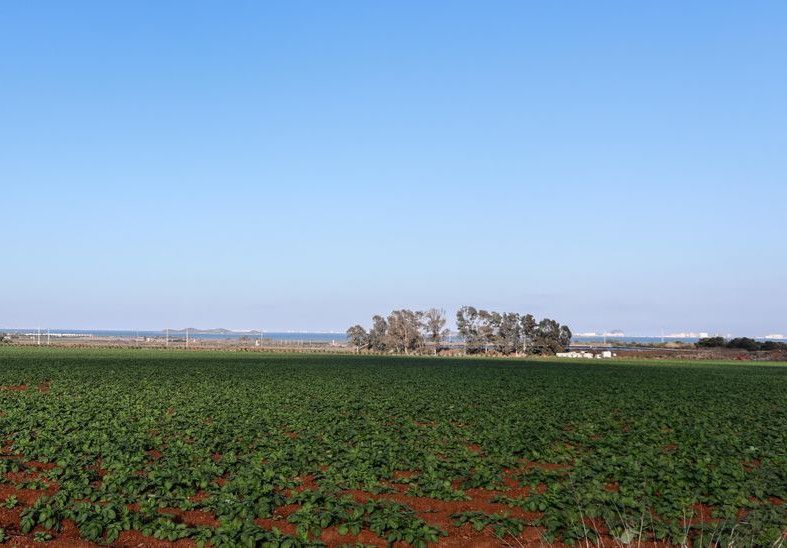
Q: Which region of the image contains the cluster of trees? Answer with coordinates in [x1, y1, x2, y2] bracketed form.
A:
[346, 306, 572, 356]
[697, 336, 787, 351]
[456, 306, 571, 355]
[346, 309, 449, 355]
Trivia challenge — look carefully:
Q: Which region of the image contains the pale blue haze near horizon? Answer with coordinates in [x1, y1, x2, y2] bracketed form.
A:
[1, 2, 785, 336]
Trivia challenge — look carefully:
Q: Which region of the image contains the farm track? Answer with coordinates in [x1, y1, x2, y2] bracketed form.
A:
[0, 348, 785, 547]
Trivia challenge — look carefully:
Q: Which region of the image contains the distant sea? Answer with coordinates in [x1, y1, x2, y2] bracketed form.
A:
[573, 336, 703, 344]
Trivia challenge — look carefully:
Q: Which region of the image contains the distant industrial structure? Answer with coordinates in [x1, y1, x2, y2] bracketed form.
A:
[556, 350, 615, 359]
[665, 332, 710, 339]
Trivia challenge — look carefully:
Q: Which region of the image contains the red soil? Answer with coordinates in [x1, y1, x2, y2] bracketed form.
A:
[273, 503, 301, 518]
[181, 509, 220, 528]
[25, 461, 57, 471]
[4, 532, 97, 547]
[55, 519, 96, 546]
[320, 525, 388, 547]
[0, 467, 95, 547]
[188, 490, 209, 503]
[742, 459, 761, 471]
[287, 474, 318, 494]
[115, 530, 197, 547]
[392, 470, 418, 480]
[519, 459, 571, 471]
[0, 504, 23, 531]
[0, 478, 58, 503]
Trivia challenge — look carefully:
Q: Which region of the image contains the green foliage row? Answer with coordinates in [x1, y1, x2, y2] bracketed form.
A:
[697, 336, 787, 351]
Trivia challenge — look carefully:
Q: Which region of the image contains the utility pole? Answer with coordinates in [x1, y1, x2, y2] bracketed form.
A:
[47, 329, 50, 345]
[37, 327, 41, 346]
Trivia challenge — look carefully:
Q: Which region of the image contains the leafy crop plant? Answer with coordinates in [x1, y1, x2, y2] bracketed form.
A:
[0, 347, 784, 546]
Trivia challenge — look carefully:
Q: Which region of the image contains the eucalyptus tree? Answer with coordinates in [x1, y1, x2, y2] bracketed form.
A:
[386, 309, 424, 354]
[478, 310, 502, 352]
[345, 325, 369, 353]
[530, 318, 572, 355]
[422, 308, 449, 354]
[369, 315, 389, 351]
[456, 306, 484, 354]
[558, 325, 572, 350]
[498, 312, 522, 354]
[520, 314, 537, 354]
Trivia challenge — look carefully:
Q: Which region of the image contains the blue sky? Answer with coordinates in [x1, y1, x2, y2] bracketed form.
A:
[1, 2, 785, 335]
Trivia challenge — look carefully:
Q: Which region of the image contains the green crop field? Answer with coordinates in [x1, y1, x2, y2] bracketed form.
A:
[0, 347, 785, 547]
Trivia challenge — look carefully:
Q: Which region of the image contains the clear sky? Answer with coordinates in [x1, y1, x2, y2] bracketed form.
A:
[1, 2, 785, 336]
